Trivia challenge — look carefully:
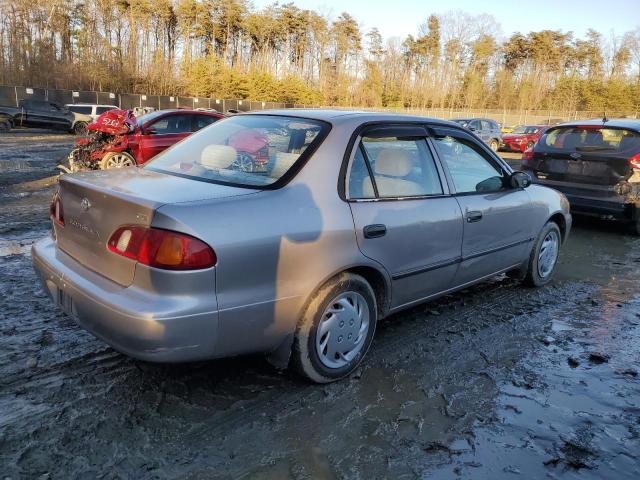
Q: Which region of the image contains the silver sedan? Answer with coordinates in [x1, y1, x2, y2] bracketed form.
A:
[32, 110, 571, 383]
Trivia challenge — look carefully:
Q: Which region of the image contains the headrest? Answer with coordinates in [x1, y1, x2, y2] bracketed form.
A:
[200, 144, 237, 169]
[374, 149, 412, 177]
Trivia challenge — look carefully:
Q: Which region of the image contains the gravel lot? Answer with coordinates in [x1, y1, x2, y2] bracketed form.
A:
[1, 130, 639, 479]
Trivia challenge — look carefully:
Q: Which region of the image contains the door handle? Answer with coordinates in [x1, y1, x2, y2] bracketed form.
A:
[466, 211, 483, 223]
[363, 224, 386, 239]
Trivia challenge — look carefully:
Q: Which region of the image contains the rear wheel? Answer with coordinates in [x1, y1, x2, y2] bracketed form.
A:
[524, 221, 561, 287]
[101, 151, 136, 169]
[525, 141, 534, 150]
[73, 122, 88, 136]
[292, 273, 377, 383]
[489, 139, 499, 151]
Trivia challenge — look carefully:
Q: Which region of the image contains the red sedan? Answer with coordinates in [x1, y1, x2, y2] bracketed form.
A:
[67, 109, 225, 171]
[500, 125, 549, 153]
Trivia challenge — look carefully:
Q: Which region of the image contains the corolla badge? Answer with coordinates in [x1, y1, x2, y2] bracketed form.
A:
[80, 197, 91, 211]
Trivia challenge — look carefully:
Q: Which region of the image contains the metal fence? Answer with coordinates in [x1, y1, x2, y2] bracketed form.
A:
[0, 85, 303, 113]
[1, 84, 637, 125]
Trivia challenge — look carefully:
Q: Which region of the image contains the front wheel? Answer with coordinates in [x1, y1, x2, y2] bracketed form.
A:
[292, 273, 377, 383]
[101, 151, 136, 169]
[489, 139, 499, 152]
[524, 221, 562, 287]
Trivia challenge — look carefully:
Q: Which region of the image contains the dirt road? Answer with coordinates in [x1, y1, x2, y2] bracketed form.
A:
[1, 131, 638, 479]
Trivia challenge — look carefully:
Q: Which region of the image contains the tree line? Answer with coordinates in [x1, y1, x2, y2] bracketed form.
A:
[1, 0, 639, 112]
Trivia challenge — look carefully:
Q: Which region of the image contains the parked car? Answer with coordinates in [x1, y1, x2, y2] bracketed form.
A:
[522, 119, 640, 235]
[452, 118, 502, 151]
[65, 103, 118, 121]
[500, 125, 549, 153]
[0, 99, 92, 134]
[33, 110, 571, 383]
[501, 125, 515, 134]
[64, 108, 225, 171]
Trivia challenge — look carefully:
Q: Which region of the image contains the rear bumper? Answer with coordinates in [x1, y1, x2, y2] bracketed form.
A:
[526, 176, 637, 221]
[32, 236, 219, 362]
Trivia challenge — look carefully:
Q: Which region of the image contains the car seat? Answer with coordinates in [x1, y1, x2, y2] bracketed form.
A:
[362, 148, 423, 197]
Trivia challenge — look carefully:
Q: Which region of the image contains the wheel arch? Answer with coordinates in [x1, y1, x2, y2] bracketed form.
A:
[548, 211, 567, 242]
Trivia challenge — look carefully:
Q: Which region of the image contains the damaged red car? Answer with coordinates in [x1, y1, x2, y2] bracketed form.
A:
[63, 109, 226, 172]
[500, 125, 549, 153]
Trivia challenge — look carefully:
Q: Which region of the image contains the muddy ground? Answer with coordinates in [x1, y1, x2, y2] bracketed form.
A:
[0, 130, 639, 479]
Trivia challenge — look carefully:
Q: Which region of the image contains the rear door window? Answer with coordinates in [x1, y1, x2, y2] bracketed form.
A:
[148, 114, 192, 134]
[542, 127, 640, 154]
[351, 137, 443, 198]
[192, 114, 219, 132]
[69, 106, 92, 115]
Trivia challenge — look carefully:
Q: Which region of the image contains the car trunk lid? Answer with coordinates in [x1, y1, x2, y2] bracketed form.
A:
[529, 125, 638, 187]
[55, 168, 258, 286]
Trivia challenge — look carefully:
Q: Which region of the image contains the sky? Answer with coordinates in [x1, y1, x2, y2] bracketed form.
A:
[251, 0, 640, 41]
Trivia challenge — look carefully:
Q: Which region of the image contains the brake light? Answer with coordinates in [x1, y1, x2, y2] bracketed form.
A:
[107, 226, 216, 270]
[630, 153, 640, 170]
[49, 193, 64, 226]
[522, 147, 534, 163]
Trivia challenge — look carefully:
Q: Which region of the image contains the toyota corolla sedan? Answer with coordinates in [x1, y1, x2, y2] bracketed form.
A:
[33, 110, 571, 383]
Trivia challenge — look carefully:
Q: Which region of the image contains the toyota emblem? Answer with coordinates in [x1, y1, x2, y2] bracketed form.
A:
[80, 198, 91, 211]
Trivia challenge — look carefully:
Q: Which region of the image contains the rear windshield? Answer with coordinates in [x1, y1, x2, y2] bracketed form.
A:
[512, 125, 539, 134]
[145, 115, 329, 188]
[540, 126, 640, 153]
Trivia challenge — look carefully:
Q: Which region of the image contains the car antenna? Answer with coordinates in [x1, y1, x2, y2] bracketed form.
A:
[602, 111, 608, 123]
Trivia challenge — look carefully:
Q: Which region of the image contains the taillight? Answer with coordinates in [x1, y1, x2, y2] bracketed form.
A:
[107, 226, 216, 270]
[49, 193, 64, 226]
[522, 147, 534, 163]
[630, 153, 640, 170]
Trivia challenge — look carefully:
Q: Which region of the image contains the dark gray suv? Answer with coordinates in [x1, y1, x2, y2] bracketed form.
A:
[452, 118, 502, 152]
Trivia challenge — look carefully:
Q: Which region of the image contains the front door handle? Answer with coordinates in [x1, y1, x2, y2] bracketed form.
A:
[466, 211, 483, 223]
[363, 224, 386, 239]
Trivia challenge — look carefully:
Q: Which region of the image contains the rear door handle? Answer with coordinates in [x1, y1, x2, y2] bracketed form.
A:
[466, 211, 483, 223]
[363, 224, 386, 239]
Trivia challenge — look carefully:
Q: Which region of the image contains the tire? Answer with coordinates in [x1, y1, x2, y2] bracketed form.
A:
[0, 120, 10, 132]
[489, 139, 499, 152]
[73, 122, 88, 136]
[100, 151, 137, 169]
[292, 273, 377, 383]
[523, 221, 562, 287]
[525, 141, 535, 150]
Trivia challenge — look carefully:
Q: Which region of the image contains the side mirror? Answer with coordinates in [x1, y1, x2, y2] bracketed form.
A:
[144, 128, 157, 135]
[510, 171, 531, 189]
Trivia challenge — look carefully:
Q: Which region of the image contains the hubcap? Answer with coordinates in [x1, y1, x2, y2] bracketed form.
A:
[537, 230, 559, 278]
[315, 291, 369, 369]
[106, 154, 135, 168]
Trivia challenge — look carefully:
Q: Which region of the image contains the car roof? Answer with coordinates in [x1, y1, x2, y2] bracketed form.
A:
[452, 117, 495, 122]
[247, 109, 461, 128]
[550, 118, 640, 131]
[65, 103, 117, 107]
